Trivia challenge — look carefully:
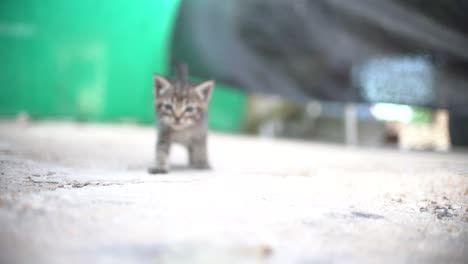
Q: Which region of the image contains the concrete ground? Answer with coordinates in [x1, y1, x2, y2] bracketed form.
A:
[0, 120, 467, 264]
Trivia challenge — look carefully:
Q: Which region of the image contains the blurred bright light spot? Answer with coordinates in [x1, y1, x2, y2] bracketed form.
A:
[306, 101, 322, 118]
[0, 23, 35, 37]
[371, 103, 413, 123]
[354, 56, 434, 105]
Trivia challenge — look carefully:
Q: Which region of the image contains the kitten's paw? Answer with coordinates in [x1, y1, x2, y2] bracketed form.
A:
[148, 167, 168, 174]
[191, 163, 211, 170]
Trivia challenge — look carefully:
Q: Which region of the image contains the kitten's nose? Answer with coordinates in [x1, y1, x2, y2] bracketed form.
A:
[174, 117, 181, 123]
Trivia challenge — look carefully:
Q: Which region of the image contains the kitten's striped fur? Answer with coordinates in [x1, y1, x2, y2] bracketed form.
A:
[149, 64, 214, 174]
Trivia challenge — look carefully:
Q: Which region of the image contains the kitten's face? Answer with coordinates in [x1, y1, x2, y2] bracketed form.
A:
[154, 76, 214, 130]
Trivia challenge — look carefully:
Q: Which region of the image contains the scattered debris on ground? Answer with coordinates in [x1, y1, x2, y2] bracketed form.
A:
[0, 121, 467, 264]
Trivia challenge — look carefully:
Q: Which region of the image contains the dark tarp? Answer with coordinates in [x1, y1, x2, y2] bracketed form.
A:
[171, 0, 468, 114]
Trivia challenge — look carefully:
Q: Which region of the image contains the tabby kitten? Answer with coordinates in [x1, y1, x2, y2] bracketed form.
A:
[148, 65, 215, 174]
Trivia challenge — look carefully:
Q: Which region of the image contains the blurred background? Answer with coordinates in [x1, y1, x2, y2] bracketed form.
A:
[1, 0, 467, 151]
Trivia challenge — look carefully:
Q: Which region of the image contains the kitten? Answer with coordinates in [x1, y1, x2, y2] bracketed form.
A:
[148, 64, 215, 174]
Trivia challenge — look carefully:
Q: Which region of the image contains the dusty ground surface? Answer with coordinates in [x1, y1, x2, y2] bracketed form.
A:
[0, 120, 467, 264]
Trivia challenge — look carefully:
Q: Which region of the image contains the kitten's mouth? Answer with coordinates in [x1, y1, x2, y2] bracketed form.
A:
[160, 116, 192, 130]
[170, 122, 187, 130]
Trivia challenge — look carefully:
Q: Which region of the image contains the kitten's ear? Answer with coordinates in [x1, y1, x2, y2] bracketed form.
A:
[154, 75, 171, 96]
[194, 80, 215, 103]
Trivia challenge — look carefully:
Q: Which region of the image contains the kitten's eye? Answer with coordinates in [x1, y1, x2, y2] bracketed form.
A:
[185, 106, 195, 113]
[164, 104, 173, 111]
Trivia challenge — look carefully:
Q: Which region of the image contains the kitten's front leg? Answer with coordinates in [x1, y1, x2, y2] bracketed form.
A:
[148, 140, 171, 174]
[189, 139, 210, 170]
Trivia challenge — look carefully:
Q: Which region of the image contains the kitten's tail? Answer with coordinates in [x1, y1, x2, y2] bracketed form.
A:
[172, 59, 188, 82]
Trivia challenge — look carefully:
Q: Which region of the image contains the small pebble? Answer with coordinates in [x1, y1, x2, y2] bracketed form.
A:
[449, 204, 461, 210]
[257, 244, 273, 258]
[437, 212, 453, 219]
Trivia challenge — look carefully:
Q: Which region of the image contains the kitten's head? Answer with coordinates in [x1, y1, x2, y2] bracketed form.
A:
[153, 75, 214, 130]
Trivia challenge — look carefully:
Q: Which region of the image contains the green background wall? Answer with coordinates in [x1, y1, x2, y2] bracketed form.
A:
[0, 0, 245, 132]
